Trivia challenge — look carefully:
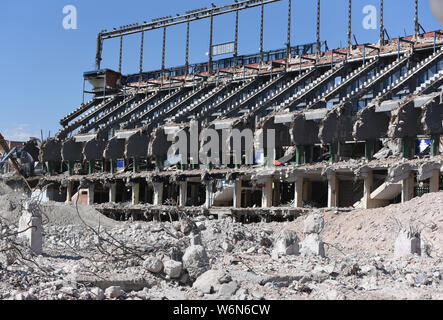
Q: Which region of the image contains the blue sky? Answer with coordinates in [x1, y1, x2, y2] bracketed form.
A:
[0, 0, 441, 141]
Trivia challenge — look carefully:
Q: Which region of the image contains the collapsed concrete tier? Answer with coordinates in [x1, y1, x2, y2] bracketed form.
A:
[6, 32, 442, 218]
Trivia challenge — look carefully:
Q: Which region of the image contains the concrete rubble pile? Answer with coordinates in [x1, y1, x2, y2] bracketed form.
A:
[0, 181, 442, 300]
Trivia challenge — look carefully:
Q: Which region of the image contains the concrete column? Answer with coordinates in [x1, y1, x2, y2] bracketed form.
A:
[363, 170, 374, 209]
[205, 181, 214, 208]
[131, 183, 140, 205]
[327, 172, 339, 208]
[66, 181, 73, 203]
[109, 183, 117, 203]
[401, 172, 414, 203]
[87, 184, 95, 205]
[153, 182, 164, 206]
[429, 169, 440, 193]
[294, 176, 304, 208]
[262, 177, 273, 208]
[233, 180, 242, 208]
[18, 202, 42, 255]
[179, 181, 187, 207]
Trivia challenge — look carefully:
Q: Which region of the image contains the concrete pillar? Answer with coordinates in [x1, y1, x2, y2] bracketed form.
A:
[401, 172, 414, 203]
[327, 172, 339, 208]
[66, 181, 73, 203]
[18, 202, 43, 255]
[153, 182, 164, 206]
[262, 177, 273, 208]
[363, 170, 374, 209]
[294, 176, 304, 208]
[87, 184, 95, 205]
[131, 183, 140, 205]
[233, 179, 242, 208]
[429, 169, 440, 193]
[109, 183, 117, 203]
[179, 181, 187, 207]
[205, 181, 214, 208]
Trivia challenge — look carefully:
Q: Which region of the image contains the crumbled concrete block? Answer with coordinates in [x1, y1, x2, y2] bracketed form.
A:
[272, 230, 300, 257]
[301, 233, 325, 258]
[105, 286, 124, 299]
[304, 214, 324, 234]
[182, 245, 209, 280]
[18, 202, 43, 255]
[164, 260, 183, 279]
[143, 257, 164, 274]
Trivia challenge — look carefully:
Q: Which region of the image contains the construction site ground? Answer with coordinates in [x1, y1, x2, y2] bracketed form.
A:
[0, 181, 442, 300]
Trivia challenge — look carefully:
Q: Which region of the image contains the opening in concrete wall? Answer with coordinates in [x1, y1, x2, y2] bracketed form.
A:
[339, 178, 364, 208]
[310, 181, 328, 208]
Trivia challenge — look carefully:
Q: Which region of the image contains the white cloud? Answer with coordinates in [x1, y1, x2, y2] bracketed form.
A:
[0, 123, 40, 142]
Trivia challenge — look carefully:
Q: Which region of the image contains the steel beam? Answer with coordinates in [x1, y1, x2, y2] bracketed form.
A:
[259, 0, 264, 64]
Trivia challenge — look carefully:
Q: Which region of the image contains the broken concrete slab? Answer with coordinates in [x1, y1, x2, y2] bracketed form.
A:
[103, 137, 125, 160]
[83, 138, 107, 161]
[62, 138, 84, 162]
[39, 138, 62, 162]
[354, 104, 390, 141]
[125, 130, 149, 158]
